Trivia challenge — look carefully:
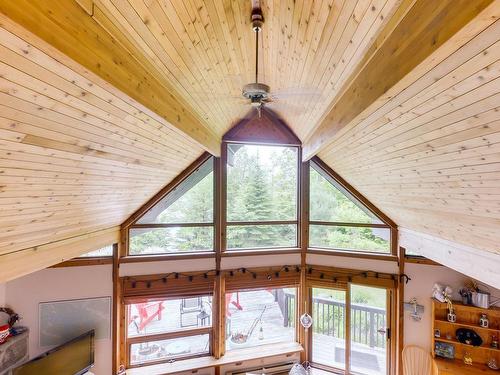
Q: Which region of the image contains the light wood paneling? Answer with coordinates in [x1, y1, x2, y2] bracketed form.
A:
[0, 0, 220, 155]
[0, 14, 203, 262]
[304, 0, 496, 159]
[73, 0, 403, 140]
[0, 226, 120, 283]
[319, 2, 500, 256]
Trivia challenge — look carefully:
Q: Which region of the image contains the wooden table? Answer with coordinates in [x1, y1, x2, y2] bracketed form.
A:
[435, 358, 499, 374]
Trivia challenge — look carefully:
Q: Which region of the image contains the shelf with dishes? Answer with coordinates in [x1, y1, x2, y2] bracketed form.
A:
[434, 337, 500, 352]
[432, 300, 499, 369]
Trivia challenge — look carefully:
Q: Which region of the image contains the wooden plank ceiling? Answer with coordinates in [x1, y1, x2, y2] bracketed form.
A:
[0, 0, 499, 280]
[0, 10, 203, 278]
[318, 1, 500, 256]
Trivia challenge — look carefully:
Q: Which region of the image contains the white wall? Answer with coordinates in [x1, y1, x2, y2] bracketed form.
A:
[0, 283, 5, 306]
[5, 265, 113, 375]
[403, 262, 500, 352]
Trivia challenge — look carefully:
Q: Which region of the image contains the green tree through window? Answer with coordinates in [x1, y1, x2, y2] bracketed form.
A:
[309, 162, 390, 254]
[129, 158, 214, 255]
[226, 144, 298, 249]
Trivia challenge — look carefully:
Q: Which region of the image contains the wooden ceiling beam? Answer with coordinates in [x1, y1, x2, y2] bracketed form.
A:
[0, 0, 221, 156]
[303, 0, 496, 160]
[0, 226, 119, 283]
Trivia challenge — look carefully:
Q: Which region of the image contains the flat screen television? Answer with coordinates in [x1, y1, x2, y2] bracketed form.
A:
[13, 330, 94, 375]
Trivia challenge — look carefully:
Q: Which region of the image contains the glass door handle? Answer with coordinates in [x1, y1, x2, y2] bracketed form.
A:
[377, 328, 390, 339]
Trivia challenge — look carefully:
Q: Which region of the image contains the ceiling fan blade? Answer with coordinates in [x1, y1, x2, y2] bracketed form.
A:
[265, 100, 304, 113]
[270, 87, 322, 101]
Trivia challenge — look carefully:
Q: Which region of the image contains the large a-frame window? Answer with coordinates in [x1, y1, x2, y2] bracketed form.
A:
[129, 157, 215, 255]
[124, 110, 395, 258]
[309, 160, 392, 254]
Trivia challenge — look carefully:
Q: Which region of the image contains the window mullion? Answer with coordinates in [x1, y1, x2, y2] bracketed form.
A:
[127, 327, 211, 345]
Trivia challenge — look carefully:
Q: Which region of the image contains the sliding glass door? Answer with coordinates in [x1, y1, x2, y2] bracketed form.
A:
[311, 288, 347, 371]
[350, 284, 388, 375]
[310, 284, 391, 375]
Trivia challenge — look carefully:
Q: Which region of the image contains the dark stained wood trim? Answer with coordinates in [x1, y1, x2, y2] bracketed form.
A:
[120, 253, 216, 263]
[213, 155, 223, 359]
[112, 243, 121, 374]
[221, 248, 301, 258]
[121, 152, 213, 229]
[397, 246, 406, 375]
[220, 143, 228, 253]
[225, 220, 298, 226]
[223, 108, 301, 145]
[130, 223, 214, 229]
[404, 256, 442, 266]
[309, 221, 390, 228]
[307, 248, 398, 262]
[127, 327, 212, 345]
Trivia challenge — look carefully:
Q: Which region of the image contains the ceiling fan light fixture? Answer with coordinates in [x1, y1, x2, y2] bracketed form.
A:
[242, 82, 270, 101]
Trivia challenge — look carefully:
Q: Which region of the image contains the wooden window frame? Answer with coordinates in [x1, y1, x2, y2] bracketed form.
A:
[305, 268, 397, 375]
[308, 157, 398, 257]
[52, 243, 116, 267]
[221, 266, 301, 357]
[123, 154, 217, 258]
[222, 141, 302, 253]
[124, 297, 213, 369]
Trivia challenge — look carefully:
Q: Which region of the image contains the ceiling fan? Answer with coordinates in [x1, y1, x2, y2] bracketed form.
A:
[240, 1, 320, 117]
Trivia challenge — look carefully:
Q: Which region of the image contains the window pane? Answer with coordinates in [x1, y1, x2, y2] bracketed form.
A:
[78, 245, 113, 257]
[312, 288, 346, 369]
[227, 144, 298, 222]
[130, 334, 210, 365]
[129, 227, 213, 255]
[137, 158, 213, 224]
[309, 225, 390, 253]
[309, 165, 382, 224]
[350, 285, 387, 375]
[226, 224, 297, 250]
[225, 288, 296, 351]
[127, 297, 212, 337]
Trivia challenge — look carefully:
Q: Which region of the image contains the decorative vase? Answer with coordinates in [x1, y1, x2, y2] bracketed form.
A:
[479, 314, 489, 328]
[447, 311, 457, 323]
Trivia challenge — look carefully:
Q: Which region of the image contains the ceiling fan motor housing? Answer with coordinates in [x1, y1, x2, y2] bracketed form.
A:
[242, 82, 270, 104]
[251, 2, 264, 31]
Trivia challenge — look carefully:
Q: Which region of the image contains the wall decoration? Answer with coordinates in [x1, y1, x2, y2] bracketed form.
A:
[39, 297, 111, 347]
[404, 298, 424, 321]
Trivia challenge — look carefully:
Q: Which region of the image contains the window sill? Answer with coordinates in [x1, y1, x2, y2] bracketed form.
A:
[125, 341, 303, 375]
[120, 252, 216, 263]
[307, 248, 398, 262]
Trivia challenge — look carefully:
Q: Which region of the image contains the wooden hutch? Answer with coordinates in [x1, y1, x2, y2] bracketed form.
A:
[432, 300, 500, 374]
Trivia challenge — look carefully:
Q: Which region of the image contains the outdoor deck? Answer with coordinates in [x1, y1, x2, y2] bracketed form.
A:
[128, 291, 385, 374]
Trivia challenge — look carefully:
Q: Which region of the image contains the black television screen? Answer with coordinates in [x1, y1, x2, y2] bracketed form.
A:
[13, 330, 94, 375]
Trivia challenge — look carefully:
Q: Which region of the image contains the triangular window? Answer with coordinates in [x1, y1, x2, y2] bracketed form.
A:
[137, 158, 213, 224]
[129, 157, 214, 255]
[309, 160, 391, 254]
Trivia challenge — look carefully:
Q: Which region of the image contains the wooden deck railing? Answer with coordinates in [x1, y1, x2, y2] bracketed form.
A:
[282, 292, 386, 349]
